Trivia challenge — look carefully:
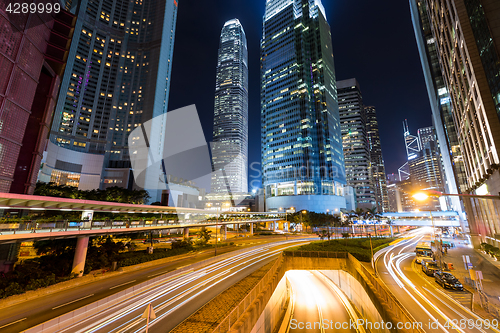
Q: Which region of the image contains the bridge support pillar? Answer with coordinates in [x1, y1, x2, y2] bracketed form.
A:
[223, 225, 227, 240]
[183, 228, 189, 240]
[250, 223, 254, 236]
[352, 224, 355, 235]
[390, 225, 394, 238]
[71, 236, 89, 277]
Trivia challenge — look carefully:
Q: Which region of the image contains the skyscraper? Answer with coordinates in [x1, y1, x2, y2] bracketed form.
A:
[261, 0, 346, 213]
[337, 79, 375, 210]
[410, 0, 468, 225]
[0, 3, 74, 195]
[410, 0, 500, 246]
[38, 0, 179, 202]
[211, 19, 248, 194]
[408, 126, 445, 211]
[365, 106, 389, 212]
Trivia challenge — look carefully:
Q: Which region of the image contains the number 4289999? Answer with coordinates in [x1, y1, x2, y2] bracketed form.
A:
[6, 2, 61, 14]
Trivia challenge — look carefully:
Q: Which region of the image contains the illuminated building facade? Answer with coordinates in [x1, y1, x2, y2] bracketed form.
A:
[261, 0, 346, 213]
[365, 106, 389, 212]
[39, 0, 179, 202]
[411, 0, 500, 245]
[211, 19, 248, 194]
[337, 79, 375, 210]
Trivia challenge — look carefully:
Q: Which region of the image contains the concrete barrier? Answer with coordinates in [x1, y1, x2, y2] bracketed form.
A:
[24, 243, 272, 333]
[213, 252, 424, 333]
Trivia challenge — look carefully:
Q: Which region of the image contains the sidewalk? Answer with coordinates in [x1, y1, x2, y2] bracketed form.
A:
[440, 238, 500, 316]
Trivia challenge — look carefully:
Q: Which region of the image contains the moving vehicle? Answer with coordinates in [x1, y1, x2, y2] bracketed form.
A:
[415, 242, 433, 263]
[421, 260, 439, 276]
[434, 271, 463, 290]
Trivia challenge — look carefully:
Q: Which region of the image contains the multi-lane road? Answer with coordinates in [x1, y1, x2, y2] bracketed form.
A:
[376, 228, 500, 333]
[0, 238, 312, 333]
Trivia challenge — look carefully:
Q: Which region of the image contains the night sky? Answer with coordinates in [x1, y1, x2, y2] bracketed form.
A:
[167, 0, 433, 189]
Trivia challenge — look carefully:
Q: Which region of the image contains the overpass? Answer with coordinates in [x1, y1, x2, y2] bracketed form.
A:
[350, 211, 462, 227]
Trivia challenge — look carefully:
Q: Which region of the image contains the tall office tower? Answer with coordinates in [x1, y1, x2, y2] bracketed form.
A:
[38, 0, 179, 202]
[365, 106, 389, 212]
[0, 3, 75, 195]
[337, 79, 375, 210]
[408, 126, 445, 211]
[261, 0, 346, 213]
[410, 0, 468, 227]
[410, 0, 500, 245]
[211, 19, 248, 194]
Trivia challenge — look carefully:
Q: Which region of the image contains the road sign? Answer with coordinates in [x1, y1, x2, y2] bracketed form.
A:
[469, 269, 476, 281]
[468, 263, 473, 269]
[142, 303, 156, 333]
[476, 271, 483, 280]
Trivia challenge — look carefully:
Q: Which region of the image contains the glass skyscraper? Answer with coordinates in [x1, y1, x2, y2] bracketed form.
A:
[337, 79, 375, 211]
[211, 19, 248, 194]
[38, 0, 178, 202]
[365, 106, 389, 212]
[261, 0, 346, 212]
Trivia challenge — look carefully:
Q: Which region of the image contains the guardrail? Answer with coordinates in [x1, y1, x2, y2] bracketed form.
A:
[0, 219, 281, 236]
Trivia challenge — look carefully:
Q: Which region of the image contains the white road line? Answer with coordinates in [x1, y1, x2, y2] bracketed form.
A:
[147, 271, 167, 278]
[110, 280, 137, 290]
[0, 317, 27, 330]
[52, 294, 95, 310]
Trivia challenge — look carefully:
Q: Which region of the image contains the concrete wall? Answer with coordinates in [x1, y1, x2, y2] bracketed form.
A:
[320, 270, 388, 333]
[250, 275, 289, 333]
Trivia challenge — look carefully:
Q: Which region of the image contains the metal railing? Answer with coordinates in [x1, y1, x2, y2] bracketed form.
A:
[0, 219, 280, 236]
[282, 251, 348, 258]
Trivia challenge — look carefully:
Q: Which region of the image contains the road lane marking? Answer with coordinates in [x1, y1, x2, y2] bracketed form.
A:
[52, 294, 95, 310]
[110, 280, 137, 290]
[0, 318, 27, 330]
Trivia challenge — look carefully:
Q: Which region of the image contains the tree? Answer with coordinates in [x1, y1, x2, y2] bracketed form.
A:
[197, 228, 212, 245]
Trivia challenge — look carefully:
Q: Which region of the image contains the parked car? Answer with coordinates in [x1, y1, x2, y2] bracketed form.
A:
[422, 260, 440, 276]
[434, 271, 463, 290]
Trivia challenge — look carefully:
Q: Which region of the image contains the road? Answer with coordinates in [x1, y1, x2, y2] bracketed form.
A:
[286, 270, 360, 333]
[375, 228, 500, 333]
[1, 238, 311, 333]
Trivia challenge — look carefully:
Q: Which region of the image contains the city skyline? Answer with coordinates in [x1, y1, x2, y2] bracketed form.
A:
[167, 0, 435, 186]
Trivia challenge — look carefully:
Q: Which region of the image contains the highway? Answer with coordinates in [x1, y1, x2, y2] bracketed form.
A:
[286, 270, 360, 333]
[5, 238, 311, 333]
[375, 229, 500, 333]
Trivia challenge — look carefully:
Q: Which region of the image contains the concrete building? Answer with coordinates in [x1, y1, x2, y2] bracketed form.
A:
[0, 5, 74, 195]
[337, 79, 376, 210]
[211, 19, 248, 194]
[260, 0, 346, 213]
[38, 0, 179, 203]
[410, 0, 500, 244]
[365, 106, 389, 212]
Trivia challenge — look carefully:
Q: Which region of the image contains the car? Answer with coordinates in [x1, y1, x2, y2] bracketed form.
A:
[422, 260, 440, 276]
[434, 271, 463, 290]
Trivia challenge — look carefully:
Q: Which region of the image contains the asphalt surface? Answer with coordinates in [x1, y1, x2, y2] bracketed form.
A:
[0, 237, 312, 332]
[375, 228, 500, 333]
[287, 270, 358, 333]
